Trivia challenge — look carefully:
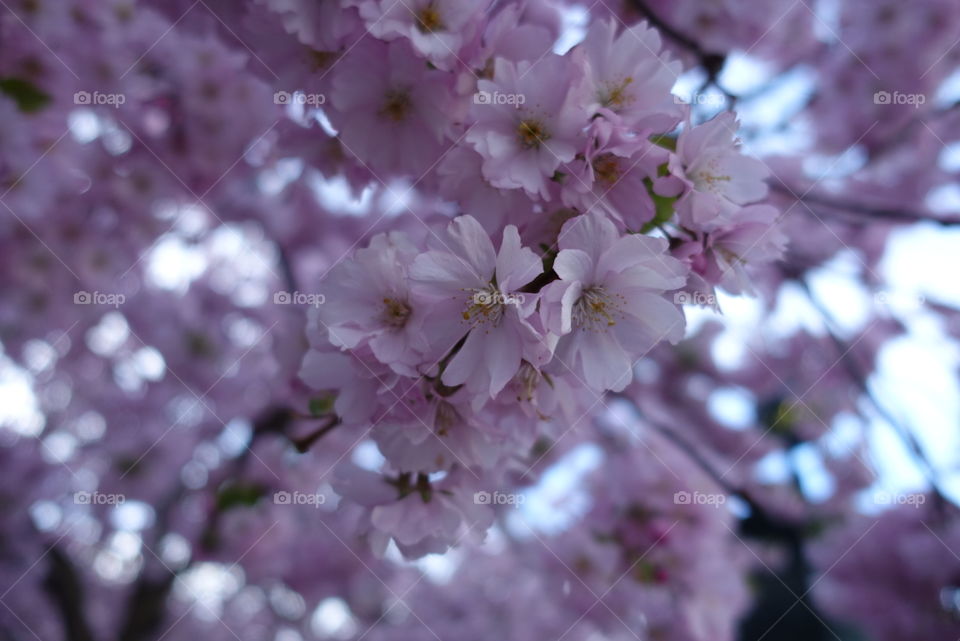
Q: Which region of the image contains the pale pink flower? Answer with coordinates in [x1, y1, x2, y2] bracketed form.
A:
[360, 0, 493, 70]
[674, 204, 787, 295]
[466, 55, 588, 199]
[540, 214, 688, 391]
[328, 38, 456, 177]
[410, 215, 547, 401]
[317, 231, 429, 375]
[669, 112, 771, 230]
[463, 2, 555, 72]
[564, 119, 668, 230]
[573, 18, 682, 131]
[333, 464, 493, 557]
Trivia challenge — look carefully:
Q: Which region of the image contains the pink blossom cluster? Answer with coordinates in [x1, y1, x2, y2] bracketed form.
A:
[288, 1, 784, 556]
[1, 1, 960, 640]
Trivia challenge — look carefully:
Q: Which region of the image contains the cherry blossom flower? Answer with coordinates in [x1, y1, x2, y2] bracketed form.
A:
[466, 55, 588, 199]
[540, 214, 688, 391]
[411, 215, 546, 400]
[563, 119, 668, 230]
[359, 0, 493, 70]
[328, 38, 456, 177]
[317, 231, 429, 374]
[573, 18, 682, 131]
[669, 112, 771, 230]
[674, 203, 787, 295]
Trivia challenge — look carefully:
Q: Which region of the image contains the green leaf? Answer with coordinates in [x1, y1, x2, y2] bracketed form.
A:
[639, 177, 678, 233]
[649, 134, 677, 152]
[216, 482, 266, 511]
[0, 77, 50, 113]
[308, 395, 336, 416]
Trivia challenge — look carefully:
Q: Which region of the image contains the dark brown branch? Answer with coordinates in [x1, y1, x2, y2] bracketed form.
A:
[774, 184, 960, 227]
[42, 545, 95, 641]
[798, 278, 950, 512]
[629, 0, 727, 86]
[115, 570, 177, 641]
[290, 415, 341, 453]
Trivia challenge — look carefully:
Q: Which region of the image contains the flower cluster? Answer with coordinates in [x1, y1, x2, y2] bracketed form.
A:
[295, 2, 784, 556]
[4, 1, 958, 641]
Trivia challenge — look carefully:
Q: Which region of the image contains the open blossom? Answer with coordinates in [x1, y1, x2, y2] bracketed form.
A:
[411, 215, 546, 400]
[674, 203, 787, 295]
[541, 214, 688, 391]
[316, 231, 428, 375]
[563, 119, 667, 230]
[333, 464, 494, 557]
[466, 55, 588, 199]
[573, 18, 682, 131]
[464, 2, 555, 73]
[669, 112, 770, 230]
[328, 38, 456, 177]
[257, 0, 361, 51]
[359, 0, 493, 70]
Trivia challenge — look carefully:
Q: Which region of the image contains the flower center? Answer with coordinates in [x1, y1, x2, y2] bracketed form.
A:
[695, 171, 731, 191]
[517, 120, 549, 149]
[692, 157, 731, 194]
[716, 246, 745, 266]
[382, 297, 412, 328]
[380, 90, 412, 122]
[434, 401, 460, 436]
[415, 4, 444, 32]
[572, 286, 625, 331]
[461, 286, 509, 328]
[592, 153, 621, 185]
[515, 362, 540, 402]
[599, 76, 634, 109]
